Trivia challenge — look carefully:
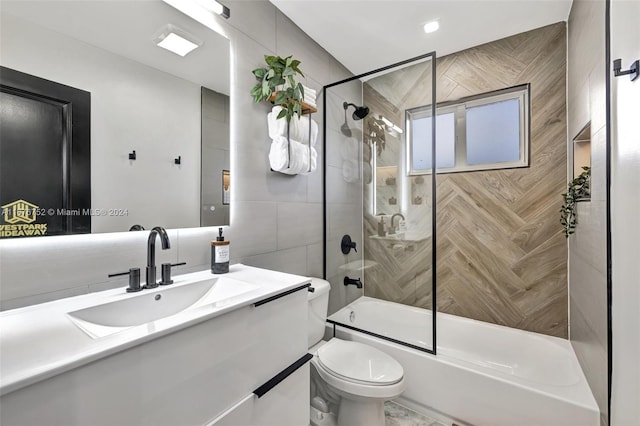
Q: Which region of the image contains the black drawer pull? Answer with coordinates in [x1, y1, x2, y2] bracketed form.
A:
[253, 283, 311, 307]
[253, 353, 313, 398]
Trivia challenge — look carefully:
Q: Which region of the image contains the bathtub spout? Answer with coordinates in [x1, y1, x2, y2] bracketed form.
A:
[344, 276, 363, 289]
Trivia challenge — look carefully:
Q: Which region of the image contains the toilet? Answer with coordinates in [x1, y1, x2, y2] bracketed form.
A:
[307, 278, 405, 426]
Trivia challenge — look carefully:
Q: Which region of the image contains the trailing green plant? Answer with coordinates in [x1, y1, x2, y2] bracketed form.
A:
[250, 55, 305, 123]
[560, 166, 591, 237]
[365, 115, 386, 155]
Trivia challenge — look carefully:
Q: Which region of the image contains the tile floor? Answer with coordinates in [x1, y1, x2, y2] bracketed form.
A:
[385, 401, 446, 426]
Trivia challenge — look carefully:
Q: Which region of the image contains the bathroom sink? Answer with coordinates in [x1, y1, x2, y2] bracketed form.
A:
[370, 232, 430, 243]
[68, 277, 258, 337]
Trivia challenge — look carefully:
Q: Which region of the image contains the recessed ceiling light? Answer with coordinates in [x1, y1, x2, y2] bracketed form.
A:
[423, 20, 440, 34]
[154, 24, 202, 57]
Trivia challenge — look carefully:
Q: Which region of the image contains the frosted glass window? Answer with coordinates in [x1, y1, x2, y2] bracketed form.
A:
[411, 112, 455, 171]
[466, 99, 520, 165]
[407, 84, 528, 175]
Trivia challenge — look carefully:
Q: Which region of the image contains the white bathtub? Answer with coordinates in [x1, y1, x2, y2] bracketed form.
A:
[327, 297, 599, 426]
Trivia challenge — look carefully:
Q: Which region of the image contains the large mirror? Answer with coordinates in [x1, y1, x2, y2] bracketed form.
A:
[0, 0, 230, 237]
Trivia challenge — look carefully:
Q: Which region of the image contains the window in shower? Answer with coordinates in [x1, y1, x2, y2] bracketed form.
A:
[407, 84, 530, 174]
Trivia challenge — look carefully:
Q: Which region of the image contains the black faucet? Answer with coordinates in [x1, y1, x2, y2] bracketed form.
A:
[344, 276, 363, 289]
[144, 226, 171, 289]
[389, 213, 405, 235]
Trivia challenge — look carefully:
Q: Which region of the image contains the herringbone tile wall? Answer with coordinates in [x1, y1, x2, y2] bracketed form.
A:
[363, 23, 568, 338]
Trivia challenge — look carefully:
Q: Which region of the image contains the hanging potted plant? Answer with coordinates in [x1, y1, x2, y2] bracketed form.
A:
[560, 166, 591, 237]
[250, 55, 305, 123]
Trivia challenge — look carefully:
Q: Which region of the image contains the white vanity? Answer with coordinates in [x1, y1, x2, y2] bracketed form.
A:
[0, 265, 310, 426]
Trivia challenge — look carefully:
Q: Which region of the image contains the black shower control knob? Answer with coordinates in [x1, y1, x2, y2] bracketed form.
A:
[341, 234, 357, 254]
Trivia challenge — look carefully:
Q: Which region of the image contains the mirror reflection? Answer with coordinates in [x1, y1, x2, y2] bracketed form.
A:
[363, 58, 434, 241]
[0, 0, 230, 237]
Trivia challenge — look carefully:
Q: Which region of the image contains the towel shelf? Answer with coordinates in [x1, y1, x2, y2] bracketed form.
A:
[267, 98, 316, 175]
[276, 112, 313, 173]
[268, 93, 317, 114]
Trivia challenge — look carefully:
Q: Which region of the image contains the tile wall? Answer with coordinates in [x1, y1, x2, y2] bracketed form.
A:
[567, 0, 608, 423]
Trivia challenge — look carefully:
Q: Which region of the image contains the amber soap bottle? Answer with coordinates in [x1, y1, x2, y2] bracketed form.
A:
[211, 228, 230, 274]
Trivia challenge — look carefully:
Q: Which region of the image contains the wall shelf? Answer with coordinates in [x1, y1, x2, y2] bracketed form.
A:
[268, 93, 317, 114]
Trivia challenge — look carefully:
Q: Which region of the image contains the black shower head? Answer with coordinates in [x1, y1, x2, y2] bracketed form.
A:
[343, 102, 370, 120]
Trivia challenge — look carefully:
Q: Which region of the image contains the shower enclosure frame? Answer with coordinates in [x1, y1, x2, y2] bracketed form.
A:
[322, 51, 438, 355]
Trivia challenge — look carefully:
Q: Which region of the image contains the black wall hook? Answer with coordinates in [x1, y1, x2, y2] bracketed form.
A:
[613, 58, 639, 82]
[128, 150, 136, 160]
[174, 156, 181, 165]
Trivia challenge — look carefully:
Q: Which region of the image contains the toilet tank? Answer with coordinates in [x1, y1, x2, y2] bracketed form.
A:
[308, 278, 331, 348]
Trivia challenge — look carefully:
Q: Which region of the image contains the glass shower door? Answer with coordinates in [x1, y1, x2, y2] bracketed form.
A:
[323, 53, 437, 354]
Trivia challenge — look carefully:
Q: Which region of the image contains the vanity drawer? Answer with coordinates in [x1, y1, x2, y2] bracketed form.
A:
[244, 285, 308, 386]
[207, 360, 310, 426]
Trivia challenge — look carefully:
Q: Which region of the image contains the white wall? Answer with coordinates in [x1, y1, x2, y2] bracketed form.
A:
[567, 0, 608, 422]
[0, 0, 352, 310]
[610, 1, 640, 424]
[0, 14, 202, 232]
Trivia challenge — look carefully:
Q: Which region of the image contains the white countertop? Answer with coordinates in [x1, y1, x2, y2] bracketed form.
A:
[369, 232, 430, 243]
[0, 264, 310, 396]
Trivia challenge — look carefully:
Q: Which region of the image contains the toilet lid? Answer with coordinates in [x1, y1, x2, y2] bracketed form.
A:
[317, 340, 403, 385]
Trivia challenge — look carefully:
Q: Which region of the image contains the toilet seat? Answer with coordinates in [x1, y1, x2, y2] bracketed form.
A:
[317, 339, 403, 385]
[312, 339, 405, 399]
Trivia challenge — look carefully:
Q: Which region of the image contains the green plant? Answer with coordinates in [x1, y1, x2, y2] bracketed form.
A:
[365, 115, 386, 155]
[560, 166, 591, 237]
[250, 55, 305, 123]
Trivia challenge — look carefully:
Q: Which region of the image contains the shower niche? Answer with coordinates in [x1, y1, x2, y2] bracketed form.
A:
[573, 122, 591, 179]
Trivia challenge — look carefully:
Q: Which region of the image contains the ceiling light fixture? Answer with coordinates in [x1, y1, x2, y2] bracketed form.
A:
[193, 0, 230, 19]
[162, 0, 230, 39]
[154, 25, 202, 57]
[423, 20, 440, 34]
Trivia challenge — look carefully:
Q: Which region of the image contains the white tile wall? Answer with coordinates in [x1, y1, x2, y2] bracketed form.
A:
[0, 0, 352, 309]
[225, 0, 277, 52]
[275, 12, 333, 83]
[569, 248, 608, 346]
[276, 202, 323, 250]
[241, 246, 308, 276]
[567, 0, 609, 422]
[306, 242, 324, 278]
[590, 122, 607, 203]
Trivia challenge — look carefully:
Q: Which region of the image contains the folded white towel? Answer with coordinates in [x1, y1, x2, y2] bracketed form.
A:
[342, 159, 359, 183]
[302, 85, 317, 97]
[269, 136, 317, 175]
[268, 106, 318, 146]
[340, 138, 359, 160]
[302, 85, 317, 104]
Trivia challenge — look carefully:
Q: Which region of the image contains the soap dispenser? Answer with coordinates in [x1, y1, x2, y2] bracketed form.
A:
[211, 228, 230, 274]
[377, 216, 386, 237]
